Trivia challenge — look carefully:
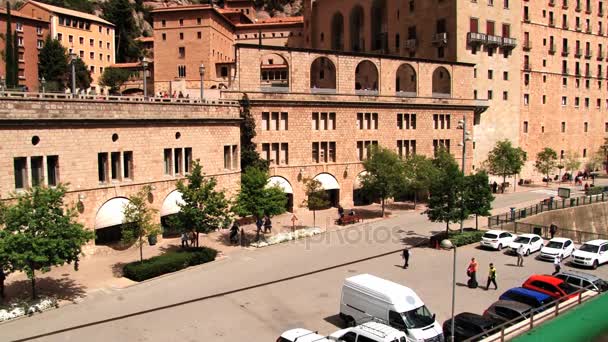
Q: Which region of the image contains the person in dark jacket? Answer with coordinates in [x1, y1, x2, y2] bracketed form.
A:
[402, 248, 410, 269]
[263, 216, 272, 233]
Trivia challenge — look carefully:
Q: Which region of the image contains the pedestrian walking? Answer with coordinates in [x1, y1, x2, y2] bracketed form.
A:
[549, 224, 557, 239]
[402, 248, 410, 269]
[230, 222, 240, 245]
[338, 205, 345, 218]
[181, 232, 189, 248]
[486, 263, 498, 290]
[255, 216, 263, 241]
[552, 255, 562, 275]
[467, 258, 479, 288]
[189, 229, 197, 247]
[516, 245, 524, 267]
[263, 215, 272, 233]
[0, 268, 5, 299]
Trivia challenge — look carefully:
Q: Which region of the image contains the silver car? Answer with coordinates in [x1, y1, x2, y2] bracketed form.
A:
[554, 270, 608, 292]
[483, 300, 533, 326]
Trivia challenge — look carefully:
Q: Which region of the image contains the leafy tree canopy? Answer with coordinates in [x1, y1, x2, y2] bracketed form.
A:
[300, 178, 329, 227]
[464, 171, 494, 229]
[535, 148, 558, 185]
[403, 154, 437, 208]
[99, 67, 133, 95]
[233, 167, 287, 218]
[485, 140, 527, 192]
[426, 149, 466, 234]
[122, 185, 161, 262]
[102, 0, 143, 62]
[360, 146, 405, 216]
[38, 37, 69, 91]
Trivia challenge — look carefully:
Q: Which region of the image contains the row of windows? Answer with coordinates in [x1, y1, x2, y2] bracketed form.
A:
[523, 92, 608, 109]
[14, 155, 59, 190]
[57, 33, 112, 50]
[260, 113, 449, 131]
[98, 151, 134, 183]
[526, 6, 606, 31]
[523, 72, 608, 93]
[522, 121, 594, 134]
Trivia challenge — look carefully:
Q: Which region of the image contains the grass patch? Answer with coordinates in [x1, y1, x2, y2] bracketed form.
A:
[123, 247, 218, 282]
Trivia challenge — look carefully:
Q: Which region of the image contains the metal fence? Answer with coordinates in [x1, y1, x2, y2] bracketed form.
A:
[488, 193, 608, 228]
[495, 222, 608, 243]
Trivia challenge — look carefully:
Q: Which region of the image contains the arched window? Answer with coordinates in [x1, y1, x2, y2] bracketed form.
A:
[355, 60, 379, 95]
[432, 66, 451, 97]
[260, 53, 289, 92]
[349, 5, 364, 52]
[310, 57, 337, 93]
[331, 12, 344, 50]
[395, 64, 417, 97]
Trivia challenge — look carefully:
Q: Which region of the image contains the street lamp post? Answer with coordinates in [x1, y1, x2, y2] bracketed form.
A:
[457, 116, 473, 233]
[69, 52, 77, 95]
[441, 239, 457, 342]
[39, 77, 46, 94]
[141, 57, 149, 98]
[199, 63, 205, 101]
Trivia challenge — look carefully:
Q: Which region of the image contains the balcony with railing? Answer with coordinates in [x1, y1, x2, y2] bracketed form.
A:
[575, 47, 583, 57]
[523, 39, 532, 51]
[467, 32, 486, 46]
[486, 34, 503, 47]
[404, 39, 417, 50]
[432, 32, 448, 46]
[585, 49, 592, 59]
[562, 46, 570, 56]
[549, 43, 557, 54]
[503, 37, 517, 49]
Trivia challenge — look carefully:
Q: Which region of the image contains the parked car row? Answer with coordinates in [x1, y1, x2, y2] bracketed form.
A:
[442, 272, 607, 341]
[481, 230, 608, 270]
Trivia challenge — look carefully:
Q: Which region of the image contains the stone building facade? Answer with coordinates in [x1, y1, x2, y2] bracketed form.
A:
[222, 45, 487, 207]
[0, 96, 241, 246]
[0, 7, 50, 91]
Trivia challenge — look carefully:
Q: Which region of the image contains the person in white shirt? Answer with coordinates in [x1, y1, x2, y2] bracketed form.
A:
[552, 255, 562, 275]
[517, 245, 524, 267]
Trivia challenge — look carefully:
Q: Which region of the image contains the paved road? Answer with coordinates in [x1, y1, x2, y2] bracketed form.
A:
[4, 190, 606, 342]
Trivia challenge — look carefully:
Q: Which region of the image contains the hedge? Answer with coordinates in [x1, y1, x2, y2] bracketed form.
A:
[123, 247, 218, 282]
[448, 230, 486, 247]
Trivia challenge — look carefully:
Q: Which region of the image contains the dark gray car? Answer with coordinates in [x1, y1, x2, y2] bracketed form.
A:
[555, 270, 608, 292]
[483, 300, 533, 326]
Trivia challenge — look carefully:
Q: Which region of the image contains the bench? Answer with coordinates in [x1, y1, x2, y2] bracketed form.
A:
[336, 215, 362, 225]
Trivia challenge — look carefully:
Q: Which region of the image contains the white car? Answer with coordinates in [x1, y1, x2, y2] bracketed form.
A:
[329, 322, 407, 342]
[539, 238, 575, 260]
[572, 240, 608, 269]
[480, 230, 516, 250]
[508, 234, 544, 256]
[277, 328, 331, 342]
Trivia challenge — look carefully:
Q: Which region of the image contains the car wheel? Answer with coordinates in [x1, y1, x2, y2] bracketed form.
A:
[525, 249, 530, 256]
[593, 260, 599, 270]
[497, 244, 502, 250]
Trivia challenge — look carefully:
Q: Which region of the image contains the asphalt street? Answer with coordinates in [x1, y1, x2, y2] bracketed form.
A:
[2, 189, 606, 342]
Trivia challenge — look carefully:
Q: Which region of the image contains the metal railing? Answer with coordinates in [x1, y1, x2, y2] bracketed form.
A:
[465, 288, 602, 342]
[0, 90, 240, 105]
[488, 193, 608, 230]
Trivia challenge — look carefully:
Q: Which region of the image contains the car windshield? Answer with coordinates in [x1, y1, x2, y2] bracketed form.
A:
[594, 280, 608, 292]
[483, 233, 498, 239]
[514, 237, 530, 244]
[401, 305, 435, 329]
[546, 241, 564, 249]
[558, 282, 578, 295]
[579, 244, 600, 253]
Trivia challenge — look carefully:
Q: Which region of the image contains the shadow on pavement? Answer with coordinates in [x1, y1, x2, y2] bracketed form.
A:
[4, 277, 87, 303]
[111, 262, 127, 278]
[323, 314, 344, 329]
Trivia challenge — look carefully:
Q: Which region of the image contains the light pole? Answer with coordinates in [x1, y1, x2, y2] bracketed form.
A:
[199, 63, 205, 101]
[141, 57, 149, 98]
[441, 239, 457, 342]
[39, 77, 46, 94]
[69, 52, 77, 95]
[457, 116, 473, 233]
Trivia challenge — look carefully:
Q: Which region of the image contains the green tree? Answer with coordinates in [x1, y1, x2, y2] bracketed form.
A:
[598, 137, 608, 171]
[122, 186, 161, 262]
[535, 148, 559, 186]
[0, 185, 93, 299]
[102, 0, 142, 62]
[38, 36, 69, 91]
[73, 58, 92, 91]
[425, 149, 466, 234]
[585, 151, 604, 172]
[3, 3, 18, 88]
[173, 160, 230, 246]
[233, 167, 287, 219]
[485, 140, 527, 193]
[300, 178, 329, 227]
[99, 67, 133, 94]
[240, 94, 268, 171]
[360, 146, 405, 217]
[564, 151, 582, 181]
[403, 154, 436, 209]
[464, 171, 494, 230]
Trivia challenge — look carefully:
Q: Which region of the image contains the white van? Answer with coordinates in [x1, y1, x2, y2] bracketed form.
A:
[339, 274, 443, 342]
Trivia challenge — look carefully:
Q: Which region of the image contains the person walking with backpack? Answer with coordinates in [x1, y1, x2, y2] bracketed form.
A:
[486, 263, 498, 290]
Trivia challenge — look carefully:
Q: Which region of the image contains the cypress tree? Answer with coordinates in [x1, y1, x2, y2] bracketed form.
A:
[4, 2, 15, 87]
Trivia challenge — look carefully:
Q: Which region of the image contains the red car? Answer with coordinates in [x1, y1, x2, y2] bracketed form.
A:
[522, 275, 578, 300]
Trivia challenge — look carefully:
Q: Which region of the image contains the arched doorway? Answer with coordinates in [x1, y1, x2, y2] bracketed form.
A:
[160, 190, 185, 237]
[260, 53, 289, 91]
[94, 197, 130, 245]
[432, 66, 451, 97]
[395, 64, 417, 97]
[371, 0, 388, 51]
[331, 12, 344, 51]
[355, 60, 379, 93]
[349, 5, 365, 52]
[313, 173, 340, 208]
[310, 57, 337, 91]
[266, 176, 294, 212]
[353, 171, 381, 206]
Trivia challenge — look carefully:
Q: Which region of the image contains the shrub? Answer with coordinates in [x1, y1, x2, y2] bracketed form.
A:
[448, 230, 486, 247]
[123, 247, 217, 281]
[585, 187, 605, 195]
